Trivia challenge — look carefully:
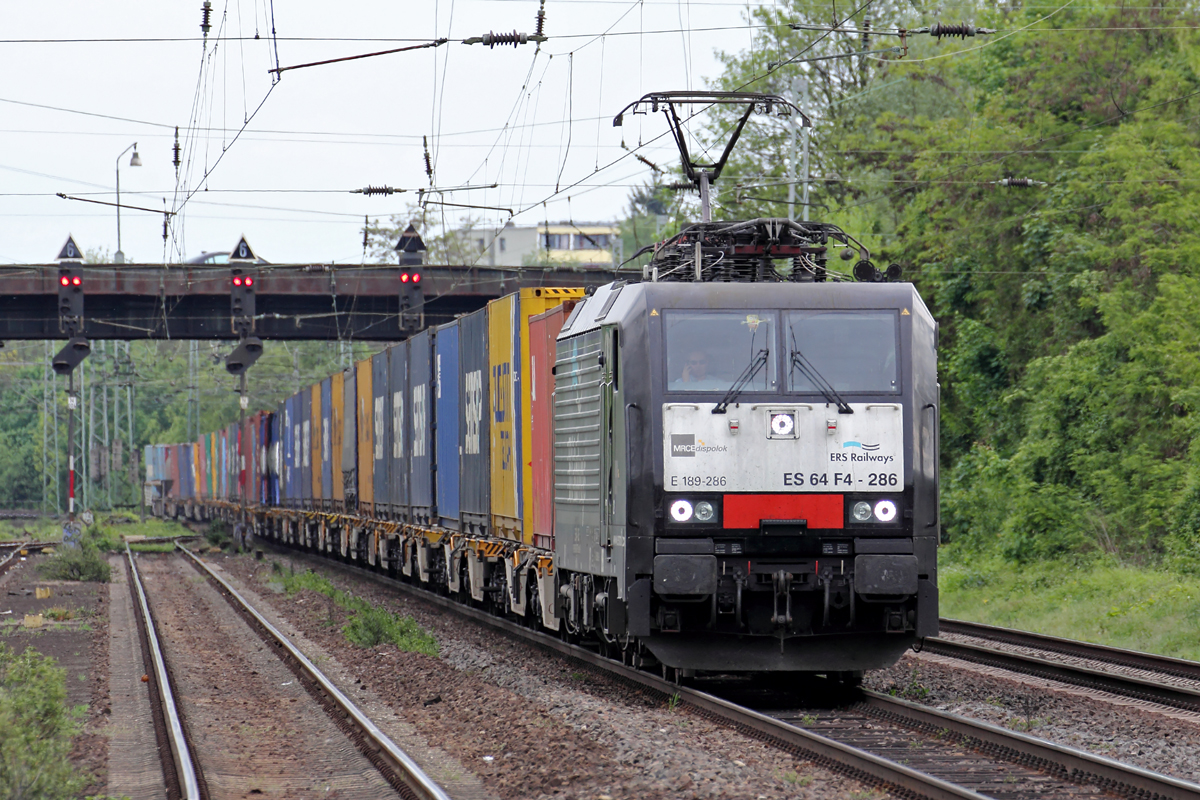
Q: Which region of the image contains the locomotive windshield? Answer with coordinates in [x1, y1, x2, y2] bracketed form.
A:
[665, 311, 777, 392]
[786, 311, 899, 393]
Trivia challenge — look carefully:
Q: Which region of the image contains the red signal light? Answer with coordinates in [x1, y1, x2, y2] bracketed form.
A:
[400, 273, 410, 283]
[60, 276, 70, 286]
[71, 276, 81, 286]
[412, 273, 421, 283]
[244, 276, 253, 287]
[232, 276, 243, 287]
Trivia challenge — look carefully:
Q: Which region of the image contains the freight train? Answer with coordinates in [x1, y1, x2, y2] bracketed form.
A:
[145, 218, 939, 677]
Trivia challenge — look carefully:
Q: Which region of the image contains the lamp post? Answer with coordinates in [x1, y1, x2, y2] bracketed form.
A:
[114, 143, 142, 264]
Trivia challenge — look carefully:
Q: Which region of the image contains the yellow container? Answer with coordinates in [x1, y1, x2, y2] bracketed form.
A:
[488, 287, 586, 543]
[35, 587, 51, 599]
[356, 357, 374, 507]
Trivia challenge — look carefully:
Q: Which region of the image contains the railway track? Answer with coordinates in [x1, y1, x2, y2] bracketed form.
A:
[925, 619, 1200, 714]
[266, 544, 1200, 800]
[123, 543, 450, 800]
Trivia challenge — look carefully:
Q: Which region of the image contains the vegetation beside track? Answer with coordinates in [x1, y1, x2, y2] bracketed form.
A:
[940, 546, 1200, 660]
[0, 643, 88, 799]
[271, 562, 439, 657]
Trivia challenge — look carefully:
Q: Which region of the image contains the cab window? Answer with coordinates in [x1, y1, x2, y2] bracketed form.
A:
[665, 311, 777, 392]
[786, 311, 898, 394]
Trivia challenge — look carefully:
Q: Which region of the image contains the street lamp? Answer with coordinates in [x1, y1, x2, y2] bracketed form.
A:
[114, 143, 142, 264]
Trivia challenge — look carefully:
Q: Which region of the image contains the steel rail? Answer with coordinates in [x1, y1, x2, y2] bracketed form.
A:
[174, 543, 452, 800]
[861, 691, 1200, 800]
[267, 545, 1200, 800]
[125, 544, 203, 800]
[921, 635, 1200, 713]
[939, 617, 1200, 683]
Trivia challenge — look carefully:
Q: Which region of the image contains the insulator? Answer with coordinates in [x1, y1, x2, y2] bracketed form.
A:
[998, 177, 1043, 188]
[358, 186, 395, 196]
[668, 182, 697, 194]
[534, 0, 547, 38]
[172, 126, 181, 171]
[422, 135, 433, 181]
[929, 22, 976, 39]
[480, 30, 528, 48]
[201, 1, 212, 36]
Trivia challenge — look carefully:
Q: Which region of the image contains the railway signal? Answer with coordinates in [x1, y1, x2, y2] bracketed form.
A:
[225, 336, 263, 376]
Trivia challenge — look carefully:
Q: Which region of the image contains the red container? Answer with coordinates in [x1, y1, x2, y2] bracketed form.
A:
[528, 301, 576, 549]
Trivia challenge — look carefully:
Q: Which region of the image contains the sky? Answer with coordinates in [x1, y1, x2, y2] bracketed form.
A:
[0, 0, 784, 266]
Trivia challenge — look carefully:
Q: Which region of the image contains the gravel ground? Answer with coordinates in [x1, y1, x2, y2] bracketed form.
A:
[220, 550, 883, 800]
[865, 651, 1200, 785]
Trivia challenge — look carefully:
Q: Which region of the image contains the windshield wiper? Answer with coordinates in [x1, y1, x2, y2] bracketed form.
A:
[789, 329, 853, 414]
[713, 348, 769, 414]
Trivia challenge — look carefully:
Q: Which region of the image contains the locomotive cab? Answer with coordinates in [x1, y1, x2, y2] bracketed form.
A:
[553, 280, 939, 673]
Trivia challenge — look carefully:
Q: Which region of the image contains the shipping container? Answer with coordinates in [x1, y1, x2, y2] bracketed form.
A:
[283, 396, 297, 504]
[529, 301, 576, 548]
[220, 427, 229, 499]
[342, 370, 358, 507]
[488, 288, 586, 543]
[180, 443, 195, 500]
[434, 322, 460, 529]
[312, 382, 323, 503]
[355, 357, 374, 509]
[300, 388, 313, 507]
[371, 347, 391, 516]
[268, 411, 281, 505]
[408, 331, 434, 525]
[458, 306, 490, 536]
[331, 375, 345, 506]
[387, 342, 409, 521]
[320, 378, 333, 505]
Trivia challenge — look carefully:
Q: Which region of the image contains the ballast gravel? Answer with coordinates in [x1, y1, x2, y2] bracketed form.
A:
[866, 651, 1200, 785]
[219, 550, 878, 800]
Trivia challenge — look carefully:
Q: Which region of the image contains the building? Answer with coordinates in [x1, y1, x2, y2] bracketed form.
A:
[460, 222, 622, 268]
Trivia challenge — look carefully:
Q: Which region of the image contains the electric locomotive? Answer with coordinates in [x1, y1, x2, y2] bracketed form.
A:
[550, 222, 939, 674]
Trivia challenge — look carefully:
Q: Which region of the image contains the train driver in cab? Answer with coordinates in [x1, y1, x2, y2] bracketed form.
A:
[672, 349, 728, 390]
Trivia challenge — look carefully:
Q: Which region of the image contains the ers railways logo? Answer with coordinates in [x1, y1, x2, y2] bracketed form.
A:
[671, 434, 728, 457]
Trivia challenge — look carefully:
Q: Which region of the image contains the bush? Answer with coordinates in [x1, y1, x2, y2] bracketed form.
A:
[0, 643, 88, 799]
[205, 520, 231, 550]
[38, 545, 111, 583]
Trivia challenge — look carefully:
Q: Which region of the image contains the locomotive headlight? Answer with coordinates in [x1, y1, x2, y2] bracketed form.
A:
[874, 500, 898, 523]
[694, 501, 715, 522]
[852, 501, 873, 522]
[770, 412, 795, 437]
[670, 499, 694, 522]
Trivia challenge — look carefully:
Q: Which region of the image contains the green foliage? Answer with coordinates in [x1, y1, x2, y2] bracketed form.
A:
[0, 643, 89, 799]
[38, 524, 112, 583]
[701, 0, 1200, 567]
[939, 548, 1200, 659]
[275, 567, 438, 656]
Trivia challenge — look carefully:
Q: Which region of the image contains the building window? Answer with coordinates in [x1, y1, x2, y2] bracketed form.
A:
[477, 238, 486, 252]
[499, 238, 507, 252]
[541, 233, 568, 249]
[574, 233, 610, 250]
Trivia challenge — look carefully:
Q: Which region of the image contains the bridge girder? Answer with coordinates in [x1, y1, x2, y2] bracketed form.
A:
[0, 263, 624, 340]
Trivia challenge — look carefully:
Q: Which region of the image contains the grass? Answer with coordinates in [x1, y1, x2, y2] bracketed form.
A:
[271, 562, 438, 656]
[939, 547, 1200, 660]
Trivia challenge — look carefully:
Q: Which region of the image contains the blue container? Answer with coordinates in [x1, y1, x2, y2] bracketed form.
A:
[179, 443, 195, 500]
[300, 389, 312, 505]
[283, 395, 297, 504]
[408, 330, 435, 525]
[435, 322, 461, 528]
[387, 342, 409, 520]
[268, 411, 281, 505]
[372, 348, 391, 515]
[458, 306, 490, 535]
